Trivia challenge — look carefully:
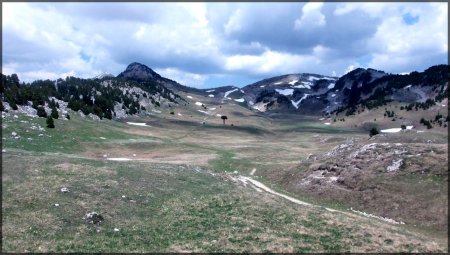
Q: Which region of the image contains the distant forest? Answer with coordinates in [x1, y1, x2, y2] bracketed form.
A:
[0, 74, 181, 119]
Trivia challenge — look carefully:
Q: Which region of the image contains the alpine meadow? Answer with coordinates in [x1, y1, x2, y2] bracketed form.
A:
[2, 2, 448, 253]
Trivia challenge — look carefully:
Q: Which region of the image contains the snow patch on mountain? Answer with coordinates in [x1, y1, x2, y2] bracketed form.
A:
[252, 101, 270, 112]
[307, 76, 320, 81]
[288, 79, 298, 85]
[291, 94, 309, 109]
[197, 110, 210, 115]
[224, 88, 238, 98]
[234, 98, 245, 102]
[275, 89, 294, 96]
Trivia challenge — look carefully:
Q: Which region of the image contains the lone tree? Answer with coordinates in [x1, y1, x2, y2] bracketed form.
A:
[46, 116, 55, 128]
[369, 127, 379, 137]
[51, 106, 59, 119]
[221, 115, 228, 125]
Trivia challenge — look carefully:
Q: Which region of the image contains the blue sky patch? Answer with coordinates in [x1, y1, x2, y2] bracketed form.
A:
[402, 13, 419, 25]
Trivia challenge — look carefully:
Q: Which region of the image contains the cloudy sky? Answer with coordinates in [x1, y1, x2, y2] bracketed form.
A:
[2, 2, 448, 88]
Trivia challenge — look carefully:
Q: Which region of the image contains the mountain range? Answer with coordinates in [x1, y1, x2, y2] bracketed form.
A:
[1, 62, 448, 120]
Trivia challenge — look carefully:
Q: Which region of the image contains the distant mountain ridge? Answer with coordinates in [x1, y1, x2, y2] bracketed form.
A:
[198, 65, 448, 116]
[1, 62, 448, 120]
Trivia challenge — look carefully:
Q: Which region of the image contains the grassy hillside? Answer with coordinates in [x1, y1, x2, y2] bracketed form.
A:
[1, 99, 448, 252]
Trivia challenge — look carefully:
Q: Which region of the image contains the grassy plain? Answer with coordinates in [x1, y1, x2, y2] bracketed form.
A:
[1, 97, 448, 252]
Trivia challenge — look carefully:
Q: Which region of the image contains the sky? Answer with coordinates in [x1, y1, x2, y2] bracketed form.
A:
[2, 2, 448, 88]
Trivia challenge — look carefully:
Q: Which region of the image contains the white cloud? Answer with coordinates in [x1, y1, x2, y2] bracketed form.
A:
[155, 68, 207, 88]
[367, 3, 447, 72]
[224, 9, 243, 35]
[1, 2, 447, 86]
[344, 64, 359, 74]
[225, 50, 304, 75]
[294, 2, 326, 30]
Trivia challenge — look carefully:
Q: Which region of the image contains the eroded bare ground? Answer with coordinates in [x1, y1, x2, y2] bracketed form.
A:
[266, 134, 448, 234]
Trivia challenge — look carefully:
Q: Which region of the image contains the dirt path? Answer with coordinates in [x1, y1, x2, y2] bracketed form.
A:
[229, 174, 407, 225]
[233, 175, 337, 212]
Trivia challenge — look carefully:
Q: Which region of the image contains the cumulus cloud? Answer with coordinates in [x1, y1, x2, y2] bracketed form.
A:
[294, 2, 326, 30]
[155, 68, 207, 88]
[2, 2, 447, 86]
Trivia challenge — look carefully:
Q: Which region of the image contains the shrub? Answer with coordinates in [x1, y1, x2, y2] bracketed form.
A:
[66, 113, 71, 120]
[46, 116, 55, 128]
[401, 125, 406, 130]
[369, 127, 379, 137]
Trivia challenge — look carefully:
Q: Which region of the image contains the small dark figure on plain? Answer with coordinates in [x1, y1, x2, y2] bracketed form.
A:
[221, 115, 228, 125]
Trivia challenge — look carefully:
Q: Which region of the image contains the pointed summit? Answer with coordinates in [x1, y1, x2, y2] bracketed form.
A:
[117, 62, 161, 81]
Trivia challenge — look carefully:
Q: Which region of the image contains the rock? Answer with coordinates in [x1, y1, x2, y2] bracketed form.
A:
[114, 228, 120, 232]
[60, 187, 70, 193]
[2, 149, 5, 153]
[39, 134, 44, 137]
[88, 113, 100, 121]
[122, 195, 126, 198]
[387, 159, 403, 172]
[103, 154, 107, 158]
[133, 154, 136, 157]
[82, 212, 104, 224]
[11, 132, 17, 136]
[54, 204, 59, 207]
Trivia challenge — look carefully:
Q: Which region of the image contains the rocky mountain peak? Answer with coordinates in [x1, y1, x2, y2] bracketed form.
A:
[117, 62, 161, 81]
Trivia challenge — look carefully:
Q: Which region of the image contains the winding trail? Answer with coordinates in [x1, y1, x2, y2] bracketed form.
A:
[229, 174, 407, 225]
[234, 175, 338, 212]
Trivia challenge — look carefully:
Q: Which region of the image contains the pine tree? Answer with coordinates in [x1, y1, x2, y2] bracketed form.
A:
[66, 113, 70, 120]
[36, 106, 47, 118]
[51, 107, 59, 119]
[46, 116, 55, 128]
[10, 100, 18, 110]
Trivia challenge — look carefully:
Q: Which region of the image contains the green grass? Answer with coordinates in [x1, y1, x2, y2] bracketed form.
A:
[209, 150, 257, 174]
[1, 114, 157, 154]
[2, 110, 448, 252]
